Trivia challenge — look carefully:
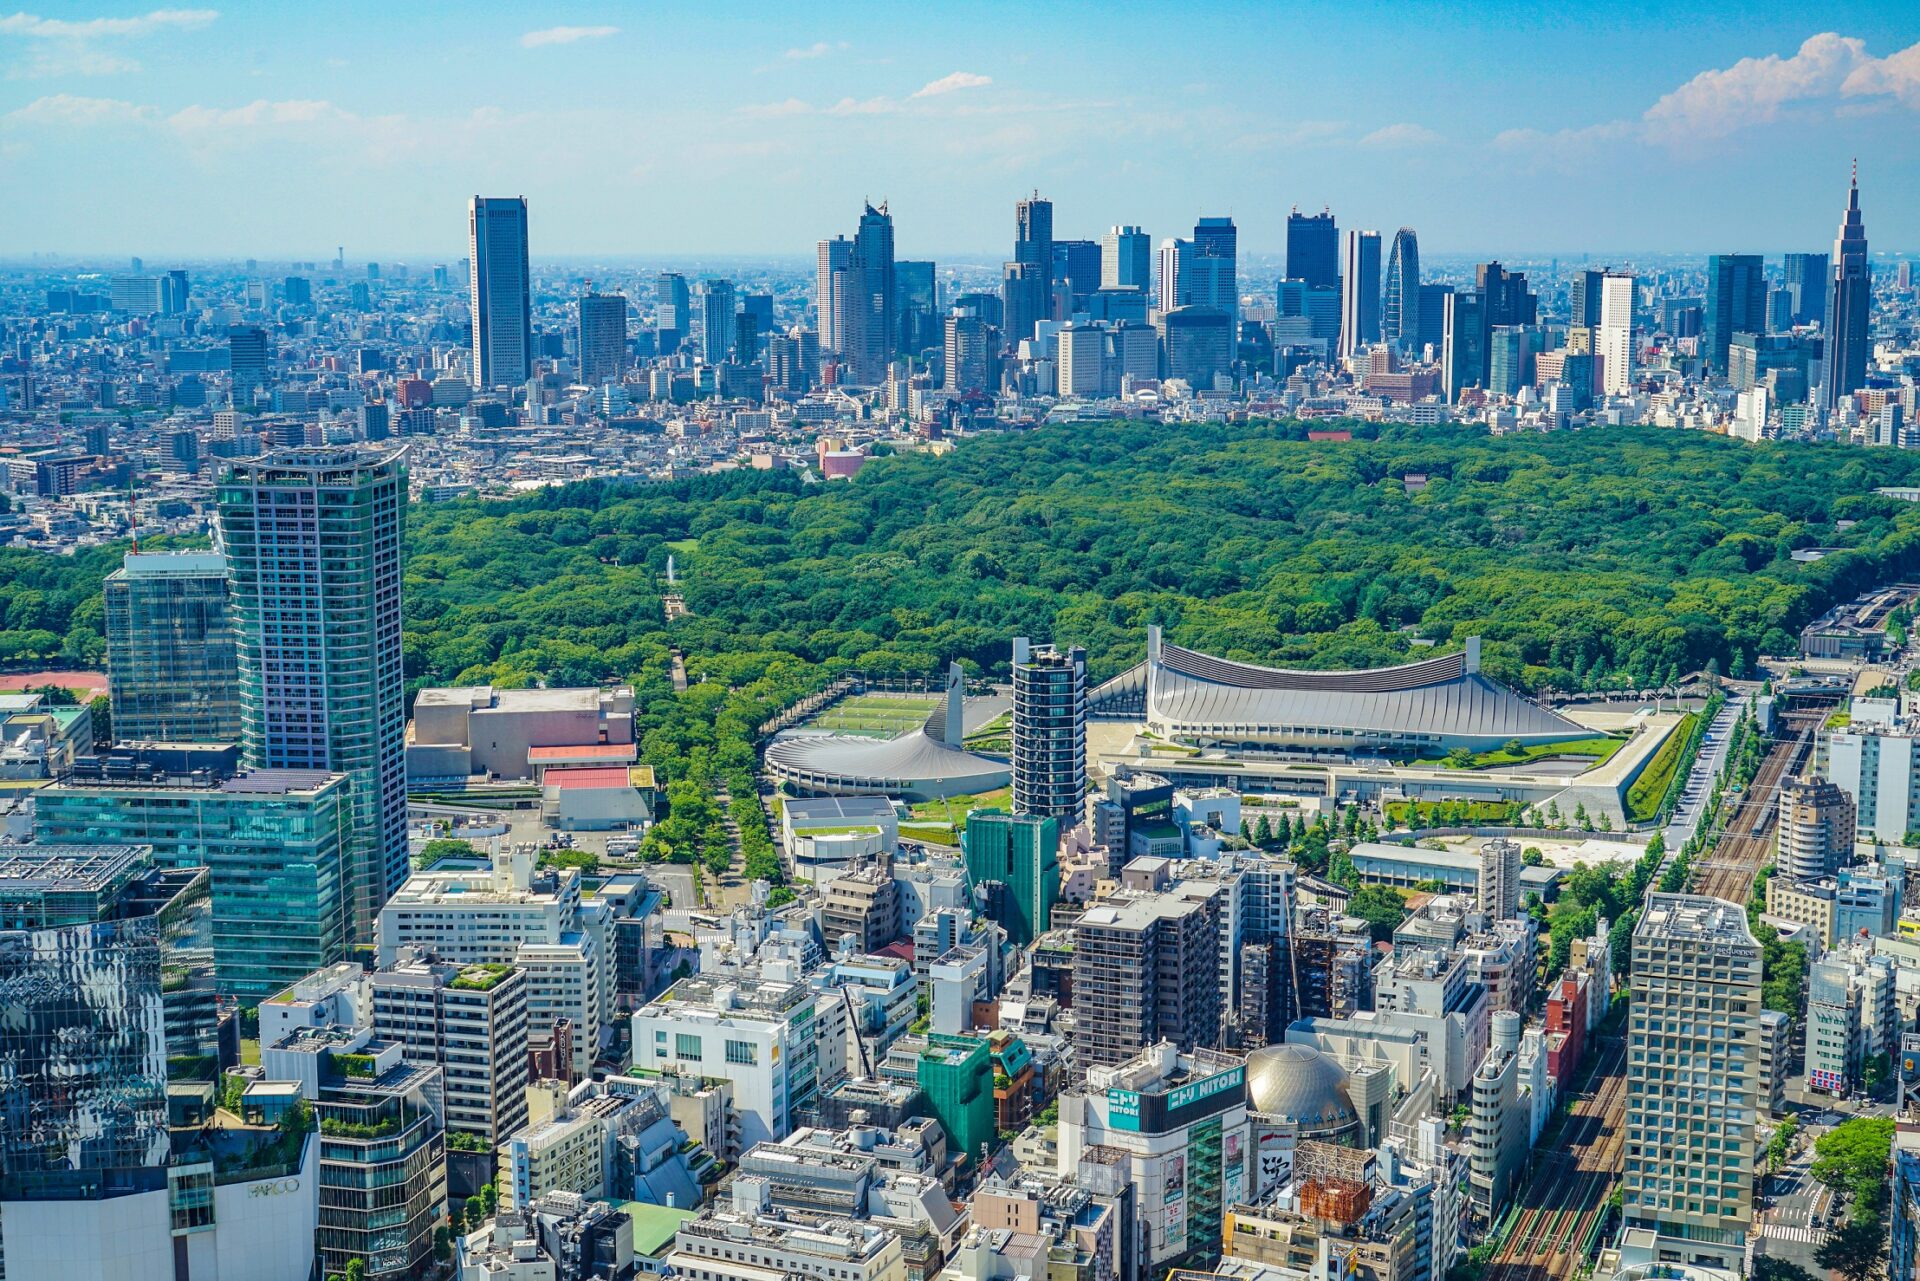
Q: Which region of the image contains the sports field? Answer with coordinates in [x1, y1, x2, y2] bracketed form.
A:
[805, 692, 942, 739]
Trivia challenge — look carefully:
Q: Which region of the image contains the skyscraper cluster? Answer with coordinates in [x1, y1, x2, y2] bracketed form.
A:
[446, 166, 1889, 443]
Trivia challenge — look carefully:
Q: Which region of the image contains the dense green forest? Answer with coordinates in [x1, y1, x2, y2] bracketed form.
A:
[10, 422, 1920, 805]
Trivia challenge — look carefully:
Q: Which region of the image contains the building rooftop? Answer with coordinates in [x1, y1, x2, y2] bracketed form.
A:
[651, 968, 813, 1021]
[50, 759, 338, 796]
[1101, 627, 1586, 746]
[220, 443, 407, 479]
[544, 766, 635, 791]
[114, 551, 228, 578]
[527, 743, 638, 764]
[1075, 890, 1210, 932]
[416, 685, 618, 714]
[677, 1207, 895, 1260]
[618, 1202, 697, 1256]
[1637, 893, 1758, 947]
[785, 796, 900, 826]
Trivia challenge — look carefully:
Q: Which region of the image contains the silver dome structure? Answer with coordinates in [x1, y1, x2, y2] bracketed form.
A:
[1244, 1043, 1360, 1137]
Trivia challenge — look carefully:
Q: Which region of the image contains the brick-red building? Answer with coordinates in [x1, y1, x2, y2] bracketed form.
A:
[1544, 970, 1589, 1084]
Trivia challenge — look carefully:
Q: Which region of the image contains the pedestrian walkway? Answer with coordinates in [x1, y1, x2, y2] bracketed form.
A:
[1660, 699, 1741, 857]
[1761, 1224, 1827, 1245]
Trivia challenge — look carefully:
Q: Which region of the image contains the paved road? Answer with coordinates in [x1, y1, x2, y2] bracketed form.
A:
[653, 865, 701, 916]
[1756, 1145, 1833, 1271]
[1660, 700, 1740, 854]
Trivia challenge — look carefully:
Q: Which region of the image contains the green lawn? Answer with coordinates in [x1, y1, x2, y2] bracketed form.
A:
[909, 785, 1012, 831]
[1411, 736, 1625, 770]
[1385, 799, 1522, 829]
[963, 711, 1010, 752]
[1624, 712, 1699, 822]
[900, 822, 960, 845]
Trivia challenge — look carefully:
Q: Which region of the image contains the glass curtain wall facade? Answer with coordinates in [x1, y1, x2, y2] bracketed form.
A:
[218, 446, 407, 943]
[33, 772, 350, 1001]
[103, 551, 242, 744]
[0, 846, 176, 1203]
[1011, 638, 1088, 822]
[315, 1066, 447, 1279]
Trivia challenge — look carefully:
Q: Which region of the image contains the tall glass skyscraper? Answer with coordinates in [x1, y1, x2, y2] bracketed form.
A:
[1285, 208, 1339, 290]
[1015, 192, 1053, 295]
[1010, 637, 1087, 823]
[1782, 252, 1828, 327]
[103, 551, 241, 745]
[1102, 225, 1152, 291]
[468, 195, 532, 389]
[814, 237, 851, 354]
[1190, 216, 1239, 332]
[1383, 228, 1421, 352]
[1339, 229, 1382, 358]
[1704, 253, 1767, 375]
[1820, 169, 1871, 414]
[699, 278, 737, 367]
[0, 845, 180, 1202]
[655, 271, 691, 354]
[218, 446, 407, 943]
[576, 290, 628, 387]
[843, 202, 897, 385]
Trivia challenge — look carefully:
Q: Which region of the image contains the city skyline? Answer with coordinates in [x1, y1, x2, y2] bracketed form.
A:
[0, 3, 1918, 256]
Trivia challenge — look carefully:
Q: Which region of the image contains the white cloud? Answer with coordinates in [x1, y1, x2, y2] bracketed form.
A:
[10, 45, 140, 76]
[1357, 122, 1442, 148]
[0, 8, 217, 38]
[783, 40, 843, 60]
[1842, 40, 1920, 109]
[166, 98, 348, 130]
[519, 25, 618, 48]
[910, 70, 990, 99]
[827, 95, 895, 116]
[1643, 32, 1868, 142]
[4, 91, 150, 124]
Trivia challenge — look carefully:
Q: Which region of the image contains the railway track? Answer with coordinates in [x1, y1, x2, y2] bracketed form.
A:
[1484, 712, 1821, 1281]
[1482, 1035, 1629, 1281]
[1692, 725, 1813, 905]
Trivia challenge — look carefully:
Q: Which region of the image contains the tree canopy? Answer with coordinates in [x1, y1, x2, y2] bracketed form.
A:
[15, 422, 1920, 803]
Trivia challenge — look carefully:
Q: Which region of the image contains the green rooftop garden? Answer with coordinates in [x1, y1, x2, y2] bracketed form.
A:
[451, 963, 515, 992]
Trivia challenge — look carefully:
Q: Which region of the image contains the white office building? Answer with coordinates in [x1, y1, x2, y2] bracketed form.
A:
[632, 948, 848, 1152]
[1597, 273, 1634, 397]
[666, 1178, 907, 1281]
[377, 846, 609, 1076]
[1057, 324, 1104, 398]
[1824, 724, 1920, 845]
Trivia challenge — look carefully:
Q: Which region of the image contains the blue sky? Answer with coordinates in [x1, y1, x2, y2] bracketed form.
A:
[1, 2, 1917, 260]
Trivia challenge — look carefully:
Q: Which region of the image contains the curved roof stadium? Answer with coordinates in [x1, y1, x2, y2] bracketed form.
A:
[765, 664, 1011, 803]
[1090, 626, 1584, 755]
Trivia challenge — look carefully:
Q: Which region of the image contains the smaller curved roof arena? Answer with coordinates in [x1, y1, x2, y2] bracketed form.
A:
[764, 664, 1011, 802]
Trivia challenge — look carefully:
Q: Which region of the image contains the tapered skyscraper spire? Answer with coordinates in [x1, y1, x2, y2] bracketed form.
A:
[1819, 163, 1870, 414]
